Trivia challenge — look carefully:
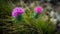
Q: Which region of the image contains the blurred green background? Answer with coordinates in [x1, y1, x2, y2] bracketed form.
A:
[0, 0, 60, 34]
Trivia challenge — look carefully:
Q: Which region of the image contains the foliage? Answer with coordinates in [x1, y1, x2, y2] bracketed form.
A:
[0, 0, 57, 34]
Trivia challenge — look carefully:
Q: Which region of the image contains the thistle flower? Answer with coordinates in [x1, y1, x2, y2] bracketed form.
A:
[34, 6, 43, 14]
[12, 7, 25, 17]
[34, 6, 43, 19]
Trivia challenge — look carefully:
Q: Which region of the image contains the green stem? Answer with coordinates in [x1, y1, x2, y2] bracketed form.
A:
[16, 15, 23, 22]
[34, 13, 40, 19]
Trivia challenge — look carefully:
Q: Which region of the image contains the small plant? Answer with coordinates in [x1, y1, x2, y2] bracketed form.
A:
[0, 0, 56, 34]
[12, 5, 55, 34]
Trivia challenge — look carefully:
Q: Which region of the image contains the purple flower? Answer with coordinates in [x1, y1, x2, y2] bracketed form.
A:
[12, 7, 25, 17]
[34, 6, 43, 14]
